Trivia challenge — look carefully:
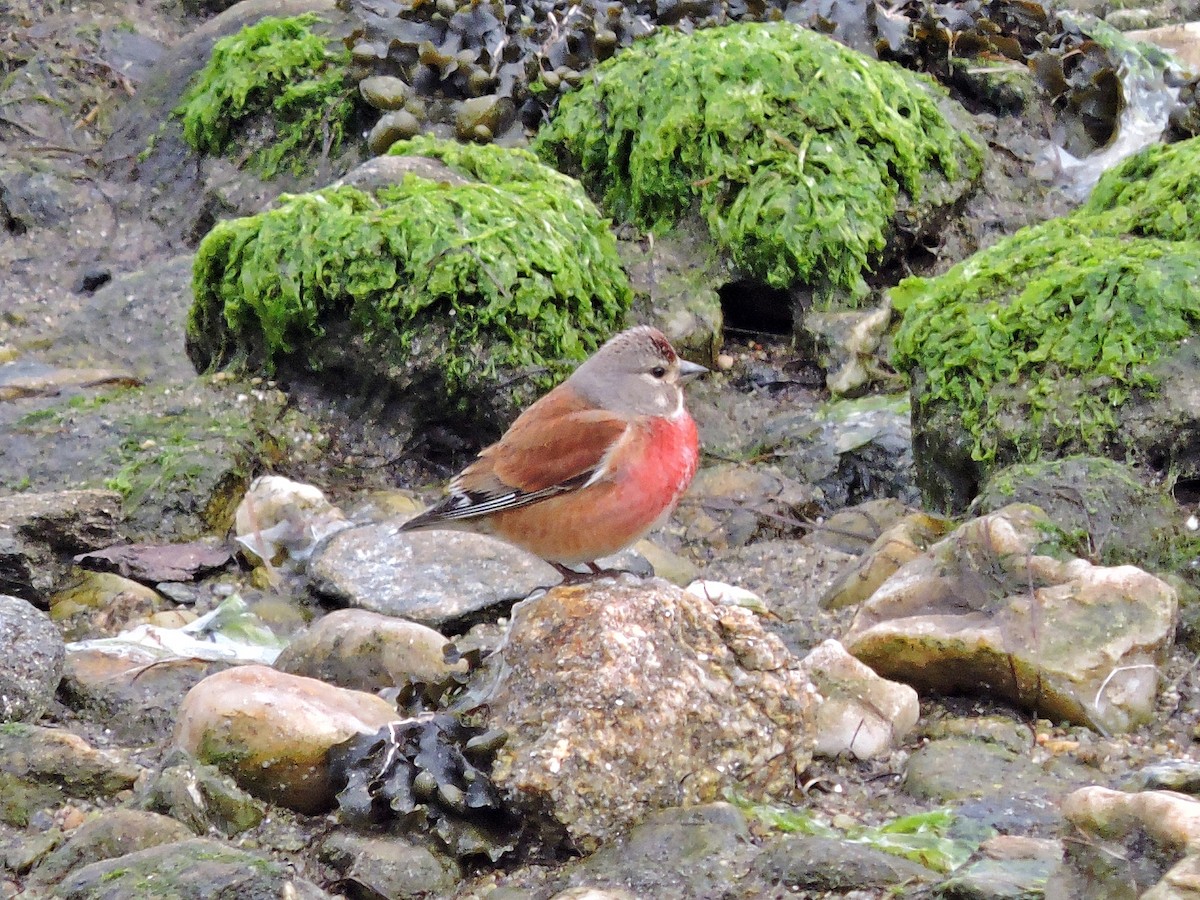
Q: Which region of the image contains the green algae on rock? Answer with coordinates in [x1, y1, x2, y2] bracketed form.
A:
[533, 22, 983, 302]
[891, 133, 1200, 512]
[893, 227, 1200, 464]
[1081, 136, 1200, 242]
[175, 13, 358, 178]
[187, 136, 630, 427]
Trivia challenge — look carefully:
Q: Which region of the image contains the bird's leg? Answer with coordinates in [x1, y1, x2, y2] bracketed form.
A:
[549, 561, 597, 585]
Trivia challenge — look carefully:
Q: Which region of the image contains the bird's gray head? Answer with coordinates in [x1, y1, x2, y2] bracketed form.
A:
[569, 326, 707, 418]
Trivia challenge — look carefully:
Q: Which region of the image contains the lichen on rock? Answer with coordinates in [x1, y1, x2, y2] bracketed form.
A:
[533, 22, 983, 302]
[186, 135, 631, 429]
[175, 13, 359, 178]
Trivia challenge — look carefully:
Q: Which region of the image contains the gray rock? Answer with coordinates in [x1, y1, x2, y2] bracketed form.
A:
[0, 724, 143, 827]
[30, 809, 193, 887]
[939, 835, 1062, 900]
[0, 594, 65, 722]
[321, 832, 461, 899]
[751, 833, 938, 891]
[54, 837, 333, 899]
[134, 754, 266, 837]
[0, 490, 121, 605]
[486, 577, 817, 852]
[275, 608, 463, 691]
[308, 521, 559, 626]
[562, 803, 757, 897]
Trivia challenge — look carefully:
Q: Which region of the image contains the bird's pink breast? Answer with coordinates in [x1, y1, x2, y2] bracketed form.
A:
[483, 411, 700, 565]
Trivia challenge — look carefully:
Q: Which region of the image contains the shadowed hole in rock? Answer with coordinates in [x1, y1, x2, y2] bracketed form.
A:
[719, 280, 793, 336]
[1173, 477, 1200, 507]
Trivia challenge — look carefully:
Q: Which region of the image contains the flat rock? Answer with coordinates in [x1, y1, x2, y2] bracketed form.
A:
[307, 521, 559, 626]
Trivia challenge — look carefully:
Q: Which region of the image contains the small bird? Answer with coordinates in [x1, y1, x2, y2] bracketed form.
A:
[400, 326, 707, 581]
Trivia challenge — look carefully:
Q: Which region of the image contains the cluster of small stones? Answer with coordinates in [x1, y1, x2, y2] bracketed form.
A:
[350, 0, 818, 150]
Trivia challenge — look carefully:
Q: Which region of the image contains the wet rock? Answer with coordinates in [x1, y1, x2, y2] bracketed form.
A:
[676, 464, 823, 550]
[843, 504, 1178, 733]
[903, 734, 1090, 836]
[134, 753, 266, 836]
[74, 539, 232, 584]
[0, 724, 143, 826]
[358, 74, 411, 110]
[454, 94, 514, 142]
[939, 834, 1063, 900]
[172, 664, 397, 814]
[29, 809, 193, 887]
[750, 833, 938, 892]
[321, 832, 461, 899]
[803, 498, 912, 554]
[50, 572, 169, 641]
[234, 475, 348, 566]
[486, 578, 817, 852]
[1049, 786, 1200, 898]
[0, 165, 71, 230]
[560, 803, 757, 897]
[0, 489, 122, 605]
[821, 511, 951, 610]
[308, 522, 557, 627]
[0, 361, 139, 401]
[54, 837, 332, 899]
[60, 647, 228, 745]
[337, 154, 471, 192]
[975, 456, 1187, 579]
[1125, 759, 1200, 793]
[0, 594, 65, 722]
[799, 639, 919, 760]
[753, 394, 920, 509]
[367, 109, 422, 154]
[274, 608, 464, 692]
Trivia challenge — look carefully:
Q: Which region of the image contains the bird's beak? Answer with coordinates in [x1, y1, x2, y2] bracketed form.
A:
[678, 359, 708, 382]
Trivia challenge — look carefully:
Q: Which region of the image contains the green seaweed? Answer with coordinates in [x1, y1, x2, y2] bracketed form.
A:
[188, 136, 630, 406]
[892, 216, 1200, 464]
[1082, 137, 1200, 242]
[534, 22, 982, 300]
[175, 14, 356, 178]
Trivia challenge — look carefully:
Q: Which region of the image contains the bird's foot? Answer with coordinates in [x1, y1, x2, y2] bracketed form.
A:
[548, 561, 629, 585]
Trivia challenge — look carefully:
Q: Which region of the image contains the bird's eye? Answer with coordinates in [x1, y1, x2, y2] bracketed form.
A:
[651, 366, 667, 378]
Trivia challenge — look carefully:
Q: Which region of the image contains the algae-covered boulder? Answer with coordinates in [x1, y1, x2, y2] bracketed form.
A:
[175, 12, 362, 179]
[533, 22, 983, 305]
[186, 136, 631, 437]
[893, 137, 1200, 511]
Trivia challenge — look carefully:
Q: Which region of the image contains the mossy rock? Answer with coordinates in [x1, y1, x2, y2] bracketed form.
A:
[175, 12, 363, 179]
[892, 154, 1200, 512]
[186, 136, 631, 440]
[975, 456, 1192, 580]
[1081, 136, 1200, 242]
[533, 22, 983, 306]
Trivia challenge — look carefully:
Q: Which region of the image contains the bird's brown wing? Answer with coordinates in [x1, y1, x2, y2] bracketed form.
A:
[399, 391, 630, 529]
